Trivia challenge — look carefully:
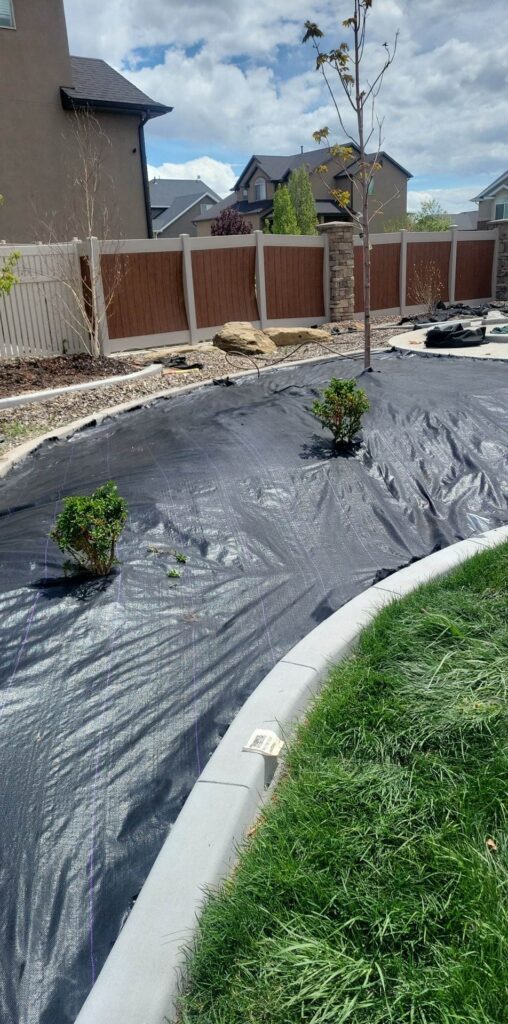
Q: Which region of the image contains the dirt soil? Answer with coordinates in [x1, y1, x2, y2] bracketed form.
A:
[0, 353, 139, 398]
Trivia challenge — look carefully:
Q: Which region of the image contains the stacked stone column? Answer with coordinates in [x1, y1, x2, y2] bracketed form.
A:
[494, 223, 508, 302]
[317, 221, 355, 322]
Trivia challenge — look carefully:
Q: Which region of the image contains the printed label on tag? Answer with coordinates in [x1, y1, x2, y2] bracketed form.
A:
[243, 729, 284, 758]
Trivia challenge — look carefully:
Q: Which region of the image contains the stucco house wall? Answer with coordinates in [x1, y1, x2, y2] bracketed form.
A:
[0, 0, 165, 243]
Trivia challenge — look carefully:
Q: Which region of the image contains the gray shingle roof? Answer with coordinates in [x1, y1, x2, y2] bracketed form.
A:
[61, 57, 171, 118]
[149, 179, 221, 231]
[235, 146, 411, 189]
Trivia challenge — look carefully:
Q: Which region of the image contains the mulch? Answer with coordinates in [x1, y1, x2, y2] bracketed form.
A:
[0, 353, 138, 398]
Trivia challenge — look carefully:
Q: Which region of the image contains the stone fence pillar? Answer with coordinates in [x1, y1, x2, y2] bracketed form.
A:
[317, 221, 355, 322]
[494, 223, 508, 302]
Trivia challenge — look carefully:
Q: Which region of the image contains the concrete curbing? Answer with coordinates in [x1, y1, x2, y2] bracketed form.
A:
[0, 346, 382, 480]
[0, 362, 163, 411]
[74, 524, 508, 1024]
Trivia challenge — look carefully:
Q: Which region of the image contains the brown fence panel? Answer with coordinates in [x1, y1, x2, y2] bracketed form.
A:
[406, 240, 451, 305]
[102, 252, 188, 340]
[264, 246, 324, 320]
[455, 239, 495, 300]
[192, 246, 258, 329]
[354, 242, 400, 312]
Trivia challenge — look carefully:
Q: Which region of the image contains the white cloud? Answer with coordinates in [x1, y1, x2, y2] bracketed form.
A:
[407, 188, 479, 215]
[63, 0, 508, 185]
[147, 157, 236, 197]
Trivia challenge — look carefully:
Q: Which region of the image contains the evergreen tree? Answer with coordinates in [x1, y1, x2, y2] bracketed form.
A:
[271, 185, 300, 234]
[288, 166, 317, 234]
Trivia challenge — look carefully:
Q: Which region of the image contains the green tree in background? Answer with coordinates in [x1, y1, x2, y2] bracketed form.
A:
[288, 166, 317, 234]
[271, 185, 300, 234]
[383, 198, 452, 232]
[412, 197, 452, 231]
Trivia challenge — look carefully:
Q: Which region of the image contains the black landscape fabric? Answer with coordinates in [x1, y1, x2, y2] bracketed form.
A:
[1, 351, 507, 1024]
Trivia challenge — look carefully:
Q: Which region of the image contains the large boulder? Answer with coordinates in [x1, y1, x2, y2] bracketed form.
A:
[213, 322, 277, 356]
[263, 326, 330, 347]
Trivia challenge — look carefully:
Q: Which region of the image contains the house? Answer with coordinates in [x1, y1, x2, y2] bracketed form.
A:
[448, 210, 478, 230]
[150, 179, 221, 237]
[0, 0, 171, 243]
[472, 172, 508, 228]
[194, 146, 412, 235]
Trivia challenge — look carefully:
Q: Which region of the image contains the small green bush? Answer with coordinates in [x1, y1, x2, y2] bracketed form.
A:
[51, 481, 128, 577]
[311, 377, 370, 446]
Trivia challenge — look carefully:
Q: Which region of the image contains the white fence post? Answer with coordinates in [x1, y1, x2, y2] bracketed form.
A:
[254, 230, 268, 328]
[449, 226, 458, 304]
[399, 229, 407, 315]
[180, 234, 198, 343]
[322, 231, 330, 322]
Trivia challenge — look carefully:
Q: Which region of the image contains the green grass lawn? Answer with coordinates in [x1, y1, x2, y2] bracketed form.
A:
[181, 542, 508, 1024]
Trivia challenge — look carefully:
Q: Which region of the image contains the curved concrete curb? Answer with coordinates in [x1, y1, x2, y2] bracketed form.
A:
[0, 362, 163, 411]
[74, 524, 508, 1024]
[0, 346, 382, 480]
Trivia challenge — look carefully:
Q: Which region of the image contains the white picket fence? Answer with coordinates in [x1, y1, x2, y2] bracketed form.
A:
[0, 243, 89, 359]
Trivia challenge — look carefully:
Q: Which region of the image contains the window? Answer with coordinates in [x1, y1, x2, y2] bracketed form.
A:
[0, 0, 14, 28]
[200, 202, 213, 214]
[494, 201, 508, 221]
[254, 178, 267, 201]
[367, 178, 375, 196]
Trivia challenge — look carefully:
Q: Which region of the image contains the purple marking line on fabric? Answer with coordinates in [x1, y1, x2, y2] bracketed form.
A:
[87, 565, 124, 985]
[87, 428, 117, 983]
[142, 439, 205, 777]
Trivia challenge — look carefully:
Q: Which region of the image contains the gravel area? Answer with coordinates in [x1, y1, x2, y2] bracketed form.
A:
[0, 323, 403, 455]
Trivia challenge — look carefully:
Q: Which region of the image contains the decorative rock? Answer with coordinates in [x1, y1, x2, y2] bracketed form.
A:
[263, 327, 331, 347]
[213, 322, 277, 356]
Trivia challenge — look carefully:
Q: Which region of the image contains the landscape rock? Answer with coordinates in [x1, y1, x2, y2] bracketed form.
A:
[263, 326, 331, 347]
[213, 322, 277, 355]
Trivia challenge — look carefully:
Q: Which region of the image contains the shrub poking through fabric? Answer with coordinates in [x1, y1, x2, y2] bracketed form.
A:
[167, 568, 181, 579]
[51, 481, 128, 577]
[311, 377, 369, 445]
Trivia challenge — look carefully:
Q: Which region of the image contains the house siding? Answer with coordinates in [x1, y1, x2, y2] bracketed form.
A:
[0, 0, 149, 242]
[156, 203, 207, 238]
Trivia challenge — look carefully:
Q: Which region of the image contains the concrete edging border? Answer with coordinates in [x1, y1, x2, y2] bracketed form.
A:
[74, 524, 508, 1024]
[0, 362, 163, 412]
[0, 346, 381, 480]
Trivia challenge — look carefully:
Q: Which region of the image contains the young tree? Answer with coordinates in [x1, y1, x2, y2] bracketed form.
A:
[412, 198, 451, 232]
[303, 4, 398, 371]
[39, 109, 125, 358]
[211, 207, 252, 235]
[288, 166, 317, 234]
[271, 185, 300, 234]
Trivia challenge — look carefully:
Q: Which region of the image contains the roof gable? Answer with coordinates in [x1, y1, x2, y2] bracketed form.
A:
[472, 170, 508, 202]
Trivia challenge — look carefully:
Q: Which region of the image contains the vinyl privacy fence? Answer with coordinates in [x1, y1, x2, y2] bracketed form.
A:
[0, 243, 89, 359]
[0, 228, 499, 358]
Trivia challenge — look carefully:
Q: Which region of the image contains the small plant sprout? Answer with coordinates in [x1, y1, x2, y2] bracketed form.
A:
[312, 377, 370, 447]
[175, 551, 187, 564]
[167, 568, 181, 579]
[51, 481, 128, 577]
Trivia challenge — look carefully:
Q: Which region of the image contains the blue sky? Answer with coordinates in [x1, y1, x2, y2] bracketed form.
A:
[64, 0, 508, 211]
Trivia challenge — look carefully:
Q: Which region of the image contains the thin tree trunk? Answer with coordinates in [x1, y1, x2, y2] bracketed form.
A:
[353, 0, 371, 371]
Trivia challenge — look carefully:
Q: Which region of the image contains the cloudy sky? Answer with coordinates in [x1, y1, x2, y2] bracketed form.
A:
[63, 0, 507, 212]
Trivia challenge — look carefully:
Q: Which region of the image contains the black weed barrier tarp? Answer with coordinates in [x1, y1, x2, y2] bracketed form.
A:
[1, 351, 507, 1024]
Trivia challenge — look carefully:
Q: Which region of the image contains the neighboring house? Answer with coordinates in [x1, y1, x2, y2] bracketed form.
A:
[448, 210, 478, 230]
[0, 0, 171, 243]
[150, 179, 221, 237]
[194, 146, 412, 235]
[473, 172, 508, 229]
